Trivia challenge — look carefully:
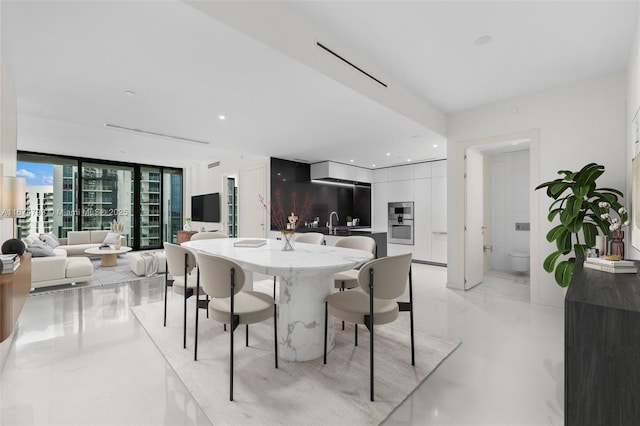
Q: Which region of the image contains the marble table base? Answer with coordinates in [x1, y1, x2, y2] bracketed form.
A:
[277, 271, 335, 361]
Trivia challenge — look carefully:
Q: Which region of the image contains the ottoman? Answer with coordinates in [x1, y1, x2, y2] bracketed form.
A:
[129, 251, 167, 276]
[66, 257, 94, 283]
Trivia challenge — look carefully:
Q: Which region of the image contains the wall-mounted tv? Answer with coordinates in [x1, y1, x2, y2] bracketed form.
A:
[191, 193, 221, 222]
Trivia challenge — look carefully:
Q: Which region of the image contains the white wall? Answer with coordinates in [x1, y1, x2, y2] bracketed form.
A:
[627, 10, 640, 259]
[184, 151, 268, 233]
[448, 71, 627, 307]
[489, 150, 530, 272]
[1, 61, 18, 240]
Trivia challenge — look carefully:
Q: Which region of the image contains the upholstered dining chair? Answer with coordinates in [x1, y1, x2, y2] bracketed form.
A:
[190, 230, 229, 360]
[196, 251, 278, 401]
[323, 252, 414, 401]
[190, 231, 228, 241]
[163, 242, 198, 349]
[333, 236, 377, 331]
[272, 232, 325, 298]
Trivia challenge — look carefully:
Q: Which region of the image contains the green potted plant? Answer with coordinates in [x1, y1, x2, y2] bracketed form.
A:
[535, 163, 628, 287]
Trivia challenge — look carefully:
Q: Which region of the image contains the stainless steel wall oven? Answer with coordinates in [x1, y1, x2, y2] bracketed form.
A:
[388, 202, 414, 245]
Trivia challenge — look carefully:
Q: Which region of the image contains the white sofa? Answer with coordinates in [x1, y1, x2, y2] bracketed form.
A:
[58, 230, 127, 257]
[30, 248, 94, 290]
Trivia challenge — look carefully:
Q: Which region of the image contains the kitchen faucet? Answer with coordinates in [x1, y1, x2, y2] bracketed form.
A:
[329, 211, 339, 235]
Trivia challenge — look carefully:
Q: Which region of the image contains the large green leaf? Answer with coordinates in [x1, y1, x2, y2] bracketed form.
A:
[556, 230, 572, 251]
[597, 187, 624, 197]
[574, 244, 587, 258]
[547, 208, 562, 222]
[582, 222, 598, 247]
[555, 260, 575, 288]
[546, 224, 567, 242]
[550, 182, 570, 198]
[543, 251, 563, 273]
[576, 164, 604, 187]
[566, 213, 585, 233]
[560, 197, 582, 225]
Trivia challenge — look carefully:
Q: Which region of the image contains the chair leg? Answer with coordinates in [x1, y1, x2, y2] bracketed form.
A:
[323, 301, 328, 364]
[273, 304, 278, 369]
[355, 324, 358, 346]
[369, 268, 375, 401]
[409, 266, 415, 366]
[183, 287, 188, 349]
[246, 324, 249, 347]
[163, 265, 168, 327]
[194, 267, 200, 361]
[273, 276, 277, 300]
[341, 282, 345, 330]
[230, 316, 234, 402]
[206, 295, 210, 319]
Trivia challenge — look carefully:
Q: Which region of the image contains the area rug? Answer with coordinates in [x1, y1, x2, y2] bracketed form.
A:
[132, 287, 461, 426]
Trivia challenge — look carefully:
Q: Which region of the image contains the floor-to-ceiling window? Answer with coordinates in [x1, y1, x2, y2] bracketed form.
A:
[17, 152, 182, 250]
[163, 168, 183, 244]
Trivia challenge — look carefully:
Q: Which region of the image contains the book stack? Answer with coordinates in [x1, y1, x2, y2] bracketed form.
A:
[584, 257, 638, 274]
[0, 253, 20, 274]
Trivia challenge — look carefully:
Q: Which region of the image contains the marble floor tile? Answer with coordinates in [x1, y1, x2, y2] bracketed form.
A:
[0, 263, 564, 426]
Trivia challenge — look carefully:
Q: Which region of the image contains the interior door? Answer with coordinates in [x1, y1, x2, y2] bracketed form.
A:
[238, 165, 266, 238]
[465, 148, 484, 290]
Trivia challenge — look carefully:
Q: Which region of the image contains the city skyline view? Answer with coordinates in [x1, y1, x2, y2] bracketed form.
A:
[17, 162, 53, 186]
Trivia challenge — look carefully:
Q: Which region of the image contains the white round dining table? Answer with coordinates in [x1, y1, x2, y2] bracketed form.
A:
[182, 237, 374, 361]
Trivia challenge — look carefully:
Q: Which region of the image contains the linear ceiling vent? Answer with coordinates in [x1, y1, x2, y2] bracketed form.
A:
[104, 123, 211, 145]
[316, 42, 387, 88]
[208, 161, 220, 169]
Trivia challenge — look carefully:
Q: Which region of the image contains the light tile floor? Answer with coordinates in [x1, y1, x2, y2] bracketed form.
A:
[1, 263, 564, 425]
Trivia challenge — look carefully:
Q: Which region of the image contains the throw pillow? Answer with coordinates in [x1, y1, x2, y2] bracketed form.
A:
[103, 232, 119, 245]
[26, 242, 56, 257]
[40, 233, 60, 248]
[25, 233, 40, 245]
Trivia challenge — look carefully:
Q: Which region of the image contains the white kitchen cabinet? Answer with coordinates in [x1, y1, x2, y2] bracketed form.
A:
[373, 168, 388, 183]
[387, 164, 414, 181]
[414, 162, 432, 179]
[356, 167, 373, 184]
[412, 178, 432, 262]
[373, 181, 389, 232]
[310, 161, 371, 183]
[431, 176, 447, 263]
[387, 179, 415, 203]
[432, 160, 447, 178]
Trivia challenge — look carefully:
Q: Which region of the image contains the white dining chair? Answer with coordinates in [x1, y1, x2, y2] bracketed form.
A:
[163, 242, 199, 349]
[196, 251, 278, 401]
[333, 236, 377, 331]
[323, 252, 414, 401]
[190, 231, 228, 361]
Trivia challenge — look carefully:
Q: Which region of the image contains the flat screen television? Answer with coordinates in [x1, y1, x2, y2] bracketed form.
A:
[191, 193, 220, 222]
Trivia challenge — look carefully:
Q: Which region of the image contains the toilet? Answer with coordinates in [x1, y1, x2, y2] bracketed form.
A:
[509, 252, 530, 273]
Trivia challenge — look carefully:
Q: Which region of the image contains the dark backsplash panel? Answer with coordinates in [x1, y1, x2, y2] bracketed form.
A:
[270, 158, 371, 229]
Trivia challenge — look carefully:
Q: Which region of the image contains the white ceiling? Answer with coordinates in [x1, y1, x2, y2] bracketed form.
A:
[1, 1, 638, 169]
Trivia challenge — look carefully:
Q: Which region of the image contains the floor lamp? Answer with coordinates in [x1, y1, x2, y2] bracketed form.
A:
[3, 176, 27, 238]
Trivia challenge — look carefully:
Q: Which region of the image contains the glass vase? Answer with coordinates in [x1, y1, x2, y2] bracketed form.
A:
[609, 230, 625, 259]
[281, 231, 295, 251]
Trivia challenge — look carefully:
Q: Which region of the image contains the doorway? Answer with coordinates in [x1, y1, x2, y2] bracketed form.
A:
[462, 131, 538, 302]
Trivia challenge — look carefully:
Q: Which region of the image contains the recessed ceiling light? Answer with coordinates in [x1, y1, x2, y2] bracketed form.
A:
[372, 164, 376, 168]
[407, 159, 411, 162]
[433, 144, 438, 148]
[124, 90, 135, 96]
[350, 159, 354, 163]
[218, 115, 226, 120]
[386, 152, 391, 156]
[475, 35, 492, 46]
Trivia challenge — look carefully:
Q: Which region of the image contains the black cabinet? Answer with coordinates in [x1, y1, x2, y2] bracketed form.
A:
[565, 260, 640, 425]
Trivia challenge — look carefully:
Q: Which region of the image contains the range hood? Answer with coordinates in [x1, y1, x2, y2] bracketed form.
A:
[310, 161, 372, 186]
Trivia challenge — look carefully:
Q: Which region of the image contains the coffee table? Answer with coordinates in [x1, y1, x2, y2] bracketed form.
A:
[85, 246, 132, 267]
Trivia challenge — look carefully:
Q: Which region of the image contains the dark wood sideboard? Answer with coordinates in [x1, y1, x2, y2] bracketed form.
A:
[0, 254, 32, 343]
[565, 259, 640, 425]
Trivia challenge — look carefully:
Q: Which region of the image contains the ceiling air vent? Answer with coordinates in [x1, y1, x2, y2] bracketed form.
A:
[208, 161, 220, 169]
[316, 42, 387, 88]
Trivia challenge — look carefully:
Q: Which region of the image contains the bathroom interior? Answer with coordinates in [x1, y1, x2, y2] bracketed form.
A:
[476, 145, 531, 301]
